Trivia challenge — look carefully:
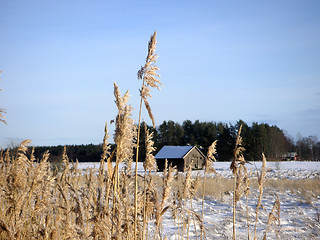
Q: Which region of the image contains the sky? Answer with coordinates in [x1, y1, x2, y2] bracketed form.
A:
[0, 0, 319, 147]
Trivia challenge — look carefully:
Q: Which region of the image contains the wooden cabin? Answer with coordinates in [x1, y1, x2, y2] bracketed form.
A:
[155, 146, 206, 172]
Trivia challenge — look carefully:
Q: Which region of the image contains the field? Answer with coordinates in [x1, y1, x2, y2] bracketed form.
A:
[1, 143, 319, 240]
[1, 32, 319, 240]
[76, 161, 320, 239]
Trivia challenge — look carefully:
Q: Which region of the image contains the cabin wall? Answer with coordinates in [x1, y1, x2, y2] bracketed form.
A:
[184, 148, 205, 170]
[156, 148, 205, 172]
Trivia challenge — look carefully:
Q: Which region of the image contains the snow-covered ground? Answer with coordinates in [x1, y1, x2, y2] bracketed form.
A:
[77, 161, 320, 239]
[77, 161, 320, 180]
[213, 161, 320, 180]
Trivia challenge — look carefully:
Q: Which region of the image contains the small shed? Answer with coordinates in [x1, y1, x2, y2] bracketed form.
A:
[155, 145, 206, 172]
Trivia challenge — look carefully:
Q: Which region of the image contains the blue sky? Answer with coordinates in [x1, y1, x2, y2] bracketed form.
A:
[0, 0, 319, 147]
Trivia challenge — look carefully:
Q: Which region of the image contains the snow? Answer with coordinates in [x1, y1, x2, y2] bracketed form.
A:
[212, 161, 320, 180]
[76, 161, 320, 239]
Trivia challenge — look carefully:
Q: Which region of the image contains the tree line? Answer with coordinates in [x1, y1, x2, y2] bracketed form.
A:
[24, 120, 319, 162]
[152, 120, 295, 161]
[154, 119, 320, 161]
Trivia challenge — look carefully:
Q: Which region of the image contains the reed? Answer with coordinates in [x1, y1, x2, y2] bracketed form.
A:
[253, 153, 267, 239]
[263, 196, 281, 240]
[230, 124, 247, 240]
[0, 31, 291, 240]
[142, 123, 157, 240]
[0, 139, 304, 239]
[201, 140, 217, 239]
[135, 31, 162, 240]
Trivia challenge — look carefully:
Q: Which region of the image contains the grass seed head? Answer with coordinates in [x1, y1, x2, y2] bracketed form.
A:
[143, 124, 157, 172]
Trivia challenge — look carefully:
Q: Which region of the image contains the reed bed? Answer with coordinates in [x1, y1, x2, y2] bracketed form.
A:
[0, 140, 298, 239]
[0, 32, 294, 239]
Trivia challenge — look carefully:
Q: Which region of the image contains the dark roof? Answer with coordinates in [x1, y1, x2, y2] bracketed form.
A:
[155, 146, 194, 159]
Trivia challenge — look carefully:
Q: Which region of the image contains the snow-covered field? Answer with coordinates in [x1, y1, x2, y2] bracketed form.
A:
[77, 161, 320, 239]
[214, 161, 320, 180]
[77, 161, 320, 180]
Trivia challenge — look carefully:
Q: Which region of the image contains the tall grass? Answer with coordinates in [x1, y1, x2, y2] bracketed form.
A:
[1, 140, 313, 239]
[135, 31, 162, 239]
[0, 32, 290, 239]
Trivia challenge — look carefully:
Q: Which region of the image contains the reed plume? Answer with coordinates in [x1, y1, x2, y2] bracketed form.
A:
[99, 121, 111, 184]
[201, 140, 218, 239]
[135, 31, 162, 239]
[0, 31, 291, 239]
[154, 160, 176, 240]
[112, 82, 135, 236]
[113, 82, 135, 173]
[263, 196, 280, 240]
[143, 123, 157, 172]
[230, 124, 249, 240]
[253, 153, 267, 239]
[143, 172, 158, 240]
[142, 123, 157, 239]
[137, 31, 162, 128]
[205, 140, 218, 174]
[60, 145, 70, 184]
[113, 82, 135, 164]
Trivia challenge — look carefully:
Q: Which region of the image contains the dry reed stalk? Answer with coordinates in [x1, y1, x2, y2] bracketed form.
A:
[189, 175, 200, 240]
[0, 139, 118, 239]
[246, 169, 252, 240]
[154, 160, 176, 240]
[113, 83, 134, 163]
[98, 121, 111, 197]
[0, 149, 3, 164]
[263, 196, 280, 240]
[118, 170, 134, 238]
[26, 150, 50, 204]
[67, 182, 85, 229]
[8, 140, 31, 232]
[105, 148, 116, 213]
[175, 174, 184, 239]
[0, 141, 36, 238]
[99, 123, 111, 185]
[106, 149, 114, 178]
[4, 149, 10, 165]
[113, 82, 135, 237]
[253, 153, 267, 239]
[181, 165, 200, 240]
[143, 123, 157, 172]
[182, 165, 192, 237]
[113, 82, 135, 168]
[142, 124, 157, 240]
[201, 140, 217, 240]
[230, 124, 249, 240]
[144, 172, 158, 240]
[59, 145, 70, 185]
[31, 150, 56, 239]
[135, 31, 162, 239]
[57, 183, 70, 235]
[137, 31, 162, 129]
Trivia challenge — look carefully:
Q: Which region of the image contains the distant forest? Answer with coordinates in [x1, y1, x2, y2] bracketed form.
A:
[28, 120, 320, 162]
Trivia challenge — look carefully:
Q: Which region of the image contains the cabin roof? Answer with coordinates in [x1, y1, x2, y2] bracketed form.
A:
[155, 146, 193, 159]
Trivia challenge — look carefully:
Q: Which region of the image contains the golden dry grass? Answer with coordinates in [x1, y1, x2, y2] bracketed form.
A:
[1, 142, 318, 239]
[1, 32, 313, 239]
[149, 174, 320, 200]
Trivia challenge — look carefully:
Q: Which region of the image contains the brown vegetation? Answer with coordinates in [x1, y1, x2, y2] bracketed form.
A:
[2, 32, 315, 239]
